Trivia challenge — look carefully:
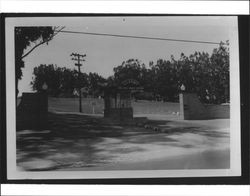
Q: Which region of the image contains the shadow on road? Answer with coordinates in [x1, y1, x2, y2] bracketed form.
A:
[16, 112, 229, 171]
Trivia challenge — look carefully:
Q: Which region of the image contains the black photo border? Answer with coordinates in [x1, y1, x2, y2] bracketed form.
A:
[0, 13, 249, 184]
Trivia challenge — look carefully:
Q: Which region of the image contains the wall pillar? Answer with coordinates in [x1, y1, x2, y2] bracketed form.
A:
[179, 92, 208, 120]
[17, 92, 48, 130]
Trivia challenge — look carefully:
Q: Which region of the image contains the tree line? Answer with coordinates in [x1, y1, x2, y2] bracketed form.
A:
[31, 65, 106, 98]
[31, 41, 229, 104]
[14, 27, 229, 104]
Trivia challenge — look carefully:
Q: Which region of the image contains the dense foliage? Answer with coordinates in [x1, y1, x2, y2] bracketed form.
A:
[15, 27, 55, 96]
[31, 41, 229, 104]
[31, 64, 105, 98]
[110, 41, 229, 104]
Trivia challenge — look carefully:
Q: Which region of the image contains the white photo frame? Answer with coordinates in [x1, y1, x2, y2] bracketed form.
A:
[5, 16, 241, 180]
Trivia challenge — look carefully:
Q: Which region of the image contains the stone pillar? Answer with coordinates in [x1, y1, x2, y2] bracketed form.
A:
[179, 93, 208, 120]
[179, 93, 185, 120]
[17, 92, 48, 130]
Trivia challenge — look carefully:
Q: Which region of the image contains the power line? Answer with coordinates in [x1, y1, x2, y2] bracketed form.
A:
[56, 30, 221, 45]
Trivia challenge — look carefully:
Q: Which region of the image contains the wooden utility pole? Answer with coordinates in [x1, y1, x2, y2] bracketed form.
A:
[70, 52, 86, 113]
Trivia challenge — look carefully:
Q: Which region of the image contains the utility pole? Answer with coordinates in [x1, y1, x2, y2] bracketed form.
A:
[70, 52, 86, 113]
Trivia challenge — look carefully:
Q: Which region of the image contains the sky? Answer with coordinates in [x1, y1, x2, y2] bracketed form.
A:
[18, 16, 234, 95]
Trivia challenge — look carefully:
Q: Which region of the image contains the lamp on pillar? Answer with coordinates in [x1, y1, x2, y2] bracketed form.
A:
[179, 83, 186, 120]
[180, 84, 186, 92]
[41, 82, 48, 103]
[42, 82, 48, 91]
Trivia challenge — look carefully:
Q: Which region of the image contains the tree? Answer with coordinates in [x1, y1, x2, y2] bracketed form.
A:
[15, 26, 64, 96]
[149, 59, 179, 101]
[31, 64, 63, 96]
[187, 51, 211, 103]
[87, 72, 107, 97]
[31, 64, 91, 97]
[141, 41, 229, 103]
[209, 41, 230, 103]
[113, 59, 146, 86]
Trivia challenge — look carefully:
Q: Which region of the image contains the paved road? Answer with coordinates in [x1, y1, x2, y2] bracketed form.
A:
[17, 113, 230, 171]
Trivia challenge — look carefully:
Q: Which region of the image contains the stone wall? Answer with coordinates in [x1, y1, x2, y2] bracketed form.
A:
[206, 104, 230, 119]
[179, 93, 230, 120]
[17, 92, 48, 130]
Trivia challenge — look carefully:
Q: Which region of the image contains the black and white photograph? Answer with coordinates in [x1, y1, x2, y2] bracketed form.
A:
[5, 16, 241, 179]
